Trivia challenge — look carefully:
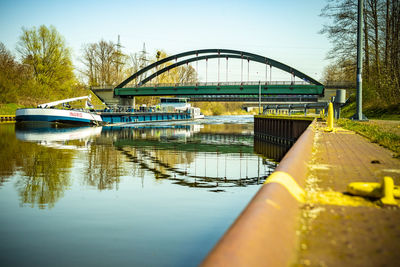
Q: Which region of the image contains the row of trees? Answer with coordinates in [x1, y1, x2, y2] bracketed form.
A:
[79, 42, 197, 106]
[0, 42, 34, 103]
[321, 0, 400, 105]
[0, 25, 82, 105]
[80, 41, 197, 88]
[0, 25, 197, 106]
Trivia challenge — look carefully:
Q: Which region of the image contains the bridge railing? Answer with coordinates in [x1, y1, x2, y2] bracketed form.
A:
[91, 85, 114, 90]
[92, 81, 358, 90]
[186, 95, 319, 102]
[139, 81, 312, 87]
[91, 81, 315, 90]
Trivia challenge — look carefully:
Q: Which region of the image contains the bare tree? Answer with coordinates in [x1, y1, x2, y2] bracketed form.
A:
[80, 40, 127, 87]
[321, 0, 400, 104]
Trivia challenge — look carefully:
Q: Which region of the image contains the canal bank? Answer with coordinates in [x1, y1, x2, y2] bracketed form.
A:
[203, 115, 315, 266]
[296, 121, 400, 266]
[203, 115, 400, 266]
[0, 115, 15, 123]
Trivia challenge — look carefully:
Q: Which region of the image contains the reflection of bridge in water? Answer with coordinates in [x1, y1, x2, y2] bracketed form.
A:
[10, 122, 292, 193]
[104, 125, 255, 153]
[118, 147, 268, 189]
[8, 120, 290, 204]
[104, 126, 290, 160]
[101, 125, 283, 190]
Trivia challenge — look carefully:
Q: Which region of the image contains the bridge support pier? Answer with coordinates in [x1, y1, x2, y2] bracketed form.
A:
[119, 96, 135, 108]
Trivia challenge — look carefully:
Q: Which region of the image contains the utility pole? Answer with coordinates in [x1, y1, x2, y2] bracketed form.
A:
[138, 43, 148, 84]
[352, 0, 368, 121]
[116, 35, 122, 82]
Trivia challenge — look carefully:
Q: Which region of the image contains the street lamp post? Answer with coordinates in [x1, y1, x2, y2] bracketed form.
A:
[352, 0, 368, 121]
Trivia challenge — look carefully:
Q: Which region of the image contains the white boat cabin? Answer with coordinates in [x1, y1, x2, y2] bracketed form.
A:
[159, 98, 204, 119]
[159, 98, 191, 111]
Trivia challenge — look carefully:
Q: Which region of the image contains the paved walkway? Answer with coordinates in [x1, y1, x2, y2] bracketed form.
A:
[296, 122, 400, 266]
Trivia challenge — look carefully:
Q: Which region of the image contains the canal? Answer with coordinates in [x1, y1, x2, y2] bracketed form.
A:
[0, 115, 288, 266]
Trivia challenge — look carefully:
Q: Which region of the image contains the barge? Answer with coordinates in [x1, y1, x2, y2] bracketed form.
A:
[100, 98, 203, 124]
[100, 110, 192, 124]
[16, 96, 203, 126]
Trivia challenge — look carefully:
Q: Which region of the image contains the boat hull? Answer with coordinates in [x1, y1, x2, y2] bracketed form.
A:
[16, 108, 103, 125]
[15, 125, 103, 142]
[194, 114, 205, 119]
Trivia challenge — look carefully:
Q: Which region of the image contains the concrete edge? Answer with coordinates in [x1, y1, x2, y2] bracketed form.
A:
[201, 119, 316, 267]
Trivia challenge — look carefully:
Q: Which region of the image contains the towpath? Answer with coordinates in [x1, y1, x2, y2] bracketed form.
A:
[296, 122, 400, 266]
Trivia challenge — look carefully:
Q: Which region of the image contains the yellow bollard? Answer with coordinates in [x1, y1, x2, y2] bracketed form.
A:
[320, 109, 325, 120]
[325, 102, 334, 132]
[380, 176, 397, 206]
[347, 181, 400, 198]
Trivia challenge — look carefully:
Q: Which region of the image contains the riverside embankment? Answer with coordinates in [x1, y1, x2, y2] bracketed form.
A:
[0, 114, 15, 123]
[203, 115, 400, 266]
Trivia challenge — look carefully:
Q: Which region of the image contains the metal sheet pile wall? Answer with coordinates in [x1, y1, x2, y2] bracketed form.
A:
[254, 116, 313, 145]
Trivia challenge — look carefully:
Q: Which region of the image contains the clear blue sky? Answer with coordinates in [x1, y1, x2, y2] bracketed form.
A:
[0, 0, 332, 81]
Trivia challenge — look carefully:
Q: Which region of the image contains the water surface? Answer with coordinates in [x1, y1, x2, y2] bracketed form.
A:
[0, 116, 285, 266]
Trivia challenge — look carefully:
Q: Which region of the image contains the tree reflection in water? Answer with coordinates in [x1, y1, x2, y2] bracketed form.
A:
[15, 147, 72, 209]
[0, 124, 18, 185]
[85, 144, 125, 190]
[0, 124, 74, 209]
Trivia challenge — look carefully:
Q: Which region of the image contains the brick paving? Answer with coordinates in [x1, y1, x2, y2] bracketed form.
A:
[296, 122, 400, 266]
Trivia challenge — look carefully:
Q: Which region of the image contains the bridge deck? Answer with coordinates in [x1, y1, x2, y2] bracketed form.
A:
[114, 82, 324, 97]
[92, 81, 355, 105]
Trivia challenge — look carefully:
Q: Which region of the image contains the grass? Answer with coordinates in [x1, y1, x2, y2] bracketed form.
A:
[0, 103, 26, 115]
[337, 118, 400, 157]
[337, 93, 400, 155]
[340, 95, 400, 120]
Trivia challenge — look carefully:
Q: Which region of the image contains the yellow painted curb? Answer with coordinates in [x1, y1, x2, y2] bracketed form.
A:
[264, 171, 305, 203]
[0, 115, 16, 123]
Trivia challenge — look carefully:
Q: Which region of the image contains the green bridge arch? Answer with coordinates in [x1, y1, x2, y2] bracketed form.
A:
[115, 49, 323, 88]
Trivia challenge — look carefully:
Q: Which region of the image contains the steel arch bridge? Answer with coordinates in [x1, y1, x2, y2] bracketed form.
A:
[112, 49, 325, 98]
